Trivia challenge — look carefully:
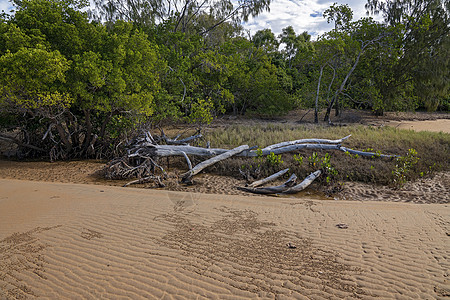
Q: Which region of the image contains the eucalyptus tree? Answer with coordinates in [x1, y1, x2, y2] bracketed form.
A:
[91, 0, 271, 35]
[312, 16, 390, 122]
[323, 2, 353, 31]
[252, 28, 279, 53]
[365, 0, 450, 112]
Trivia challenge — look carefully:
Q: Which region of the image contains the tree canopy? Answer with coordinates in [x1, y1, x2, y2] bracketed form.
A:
[0, 0, 448, 159]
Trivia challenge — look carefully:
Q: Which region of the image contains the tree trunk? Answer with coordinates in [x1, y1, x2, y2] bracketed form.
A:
[324, 45, 365, 122]
[55, 122, 72, 154]
[335, 96, 340, 117]
[315, 65, 324, 123]
[82, 109, 93, 154]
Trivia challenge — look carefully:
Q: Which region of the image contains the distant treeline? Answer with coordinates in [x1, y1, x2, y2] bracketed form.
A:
[0, 0, 448, 158]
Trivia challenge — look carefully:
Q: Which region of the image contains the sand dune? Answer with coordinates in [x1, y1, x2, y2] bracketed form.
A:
[1, 179, 449, 299]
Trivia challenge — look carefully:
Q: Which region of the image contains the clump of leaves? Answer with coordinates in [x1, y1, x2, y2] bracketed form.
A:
[308, 152, 320, 168]
[293, 154, 303, 166]
[392, 148, 419, 188]
[266, 152, 283, 167]
[320, 153, 339, 185]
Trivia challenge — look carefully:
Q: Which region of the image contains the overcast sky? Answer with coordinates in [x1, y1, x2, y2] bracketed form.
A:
[0, 0, 381, 40]
[244, 0, 383, 39]
[0, 0, 11, 15]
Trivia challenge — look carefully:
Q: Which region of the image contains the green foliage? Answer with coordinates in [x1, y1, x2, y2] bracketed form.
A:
[0, 0, 161, 158]
[308, 152, 320, 168]
[0, 46, 71, 109]
[265, 152, 283, 167]
[323, 3, 353, 30]
[293, 154, 303, 166]
[188, 98, 216, 124]
[392, 148, 419, 188]
[320, 153, 339, 185]
[365, 0, 450, 113]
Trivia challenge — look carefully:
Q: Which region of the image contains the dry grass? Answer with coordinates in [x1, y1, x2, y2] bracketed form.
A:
[202, 124, 450, 186]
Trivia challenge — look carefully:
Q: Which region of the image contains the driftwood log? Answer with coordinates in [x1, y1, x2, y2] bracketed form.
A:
[104, 130, 398, 193]
[247, 168, 290, 187]
[238, 170, 321, 195]
[283, 170, 322, 194]
[181, 145, 249, 183]
[129, 143, 397, 159]
[238, 173, 298, 195]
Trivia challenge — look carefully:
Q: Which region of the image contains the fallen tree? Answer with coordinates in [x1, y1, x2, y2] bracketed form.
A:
[181, 145, 250, 183]
[238, 173, 298, 194]
[238, 170, 322, 195]
[103, 130, 398, 193]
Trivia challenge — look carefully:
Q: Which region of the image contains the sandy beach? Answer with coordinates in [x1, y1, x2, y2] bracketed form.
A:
[1, 179, 449, 299]
[1, 116, 449, 298]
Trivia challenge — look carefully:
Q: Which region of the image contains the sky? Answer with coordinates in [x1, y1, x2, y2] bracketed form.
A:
[0, 0, 11, 15]
[0, 0, 381, 40]
[244, 0, 383, 39]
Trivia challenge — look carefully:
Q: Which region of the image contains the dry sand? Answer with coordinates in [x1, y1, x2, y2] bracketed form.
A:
[385, 119, 450, 134]
[1, 179, 449, 299]
[1, 117, 449, 298]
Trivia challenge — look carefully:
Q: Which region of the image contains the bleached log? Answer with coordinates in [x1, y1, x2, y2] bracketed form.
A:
[181, 151, 192, 170]
[144, 143, 339, 157]
[238, 173, 297, 194]
[262, 135, 351, 151]
[339, 147, 399, 158]
[283, 170, 322, 194]
[181, 145, 249, 183]
[262, 144, 341, 156]
[248, 168, 290, 188]
[128, 143, 397, 159]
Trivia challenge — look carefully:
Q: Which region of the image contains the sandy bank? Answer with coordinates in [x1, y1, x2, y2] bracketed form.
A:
[1, 179, 449, 299]
[385, 119, 450, 133]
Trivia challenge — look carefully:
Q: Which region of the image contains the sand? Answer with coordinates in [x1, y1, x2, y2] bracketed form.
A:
[1, 179, 449, 299]
[1, 117, 449, 298]
[385, 119, 450, 134]
[1, 159, 448, 204]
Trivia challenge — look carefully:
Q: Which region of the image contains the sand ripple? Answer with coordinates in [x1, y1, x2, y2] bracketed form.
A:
[0, 179, 448, 299]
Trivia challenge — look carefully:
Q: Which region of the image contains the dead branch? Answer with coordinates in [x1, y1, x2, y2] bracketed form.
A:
[339, 147, 398, 158]
[181, 145, 250, 183]
[238, 173, 298, 195]
[248, 168, 290, 188]
[283, 170, 322, 194]
[0, 133, 46, 152]
[262, 135, 352, 151]
[180, 151, 192, 171]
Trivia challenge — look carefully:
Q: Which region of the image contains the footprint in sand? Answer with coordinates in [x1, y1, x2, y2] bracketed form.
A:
[80, 228, 103, 240]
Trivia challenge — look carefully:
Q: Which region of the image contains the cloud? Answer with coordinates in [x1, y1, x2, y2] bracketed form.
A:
[0, 0, 13, 14]
[243, 0, 383, 40]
